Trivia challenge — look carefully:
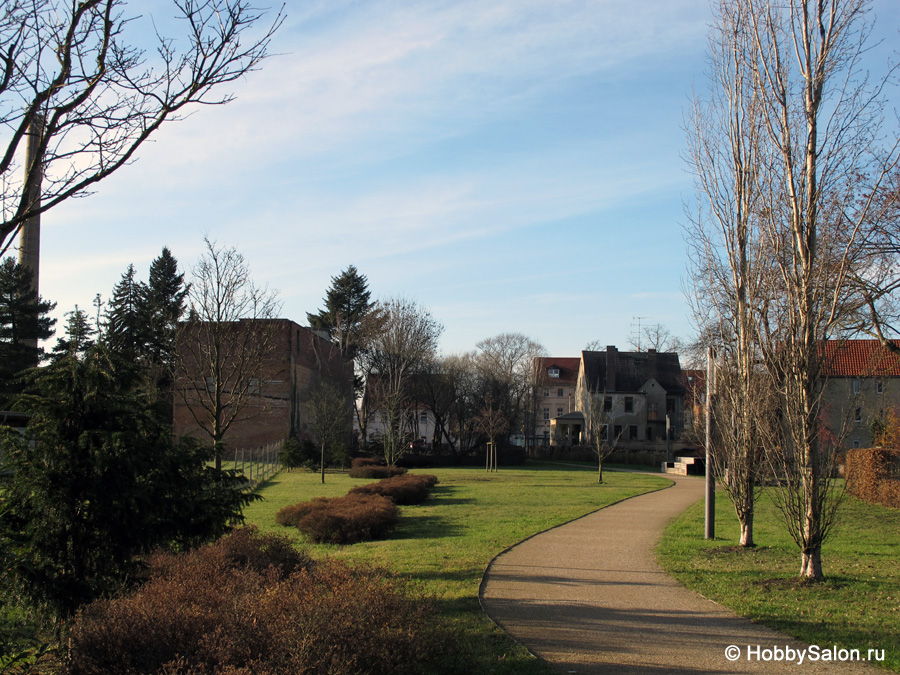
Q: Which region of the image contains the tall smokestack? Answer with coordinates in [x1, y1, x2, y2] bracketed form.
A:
[18, 115, 43, 297]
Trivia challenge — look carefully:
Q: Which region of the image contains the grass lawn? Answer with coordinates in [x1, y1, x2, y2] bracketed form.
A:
[243, 462, 670, 675]
[657, 488, 900, 672]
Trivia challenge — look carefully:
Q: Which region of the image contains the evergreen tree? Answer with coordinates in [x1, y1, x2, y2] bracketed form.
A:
[104, 264, 147, 362]
[0, 340, 257, 619]
[306, 265, 376, 360]
[0, 258, 55, 405]
[52, 307, 96, 361]
[144, 247, 189, 369]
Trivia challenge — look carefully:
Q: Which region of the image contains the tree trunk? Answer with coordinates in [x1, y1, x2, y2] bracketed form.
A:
[738, 509, 754, 547]
[800, 547, 823, 581]
[320, 442, 325, 484]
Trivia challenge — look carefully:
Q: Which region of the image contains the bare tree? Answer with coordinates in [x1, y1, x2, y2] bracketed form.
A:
[0, 0, 283, 255]
[684, 0, 772, 548]
[475, 333, 547, 447]
[689, 0, 900, 577]
[475, 397, 508, 472]
[361, 297, 443, 465]
[305, 381, 352, 484]
[175, 238, 281, 470]
[625, 323, 684, 354]
[584, 389, 623, 483]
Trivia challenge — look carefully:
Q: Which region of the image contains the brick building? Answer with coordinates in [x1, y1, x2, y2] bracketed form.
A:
[174, 319, 353, 451]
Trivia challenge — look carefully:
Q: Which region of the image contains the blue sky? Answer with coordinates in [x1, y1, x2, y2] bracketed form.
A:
[38, 0, 900, 358]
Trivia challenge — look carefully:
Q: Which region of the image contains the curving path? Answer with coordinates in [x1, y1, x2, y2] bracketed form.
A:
[479, 473, 883, 674]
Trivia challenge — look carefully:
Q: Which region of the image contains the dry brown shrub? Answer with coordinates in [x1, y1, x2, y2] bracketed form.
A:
[278, 493, 400, 544]
[65, 529, 452, 675]
[348, 464, 407, 479]
[349, 473, 439, 505]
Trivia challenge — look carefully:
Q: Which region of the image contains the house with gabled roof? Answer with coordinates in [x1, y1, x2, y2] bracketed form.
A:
[821, 339, 900, 448]
[533, 357, 581, 446]
[575, 345, 686, 451]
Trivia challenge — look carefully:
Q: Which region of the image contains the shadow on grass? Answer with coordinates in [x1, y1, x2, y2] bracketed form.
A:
[428, 485, 474, 507]
[393, 513, 466, 540]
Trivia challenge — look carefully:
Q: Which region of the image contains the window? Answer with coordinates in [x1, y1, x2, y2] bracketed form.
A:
[646, 426, 653, 441]
[420, 412, 428, 424]
[852, 439, 861, 448]
[614, 425, 622, 439]
[877, 380, 884, 395]
[543, 389, 550, 397]
[852, 379, 861, 394]
[557, 407, 564, 417]
[548, 368, 560, 378]
[543, 408, 550, 421]
[855, 407, 862, 423]
[648, 402, 659, 421]
[624, 396, 633, 413]
[603, 396, 612, 412]
[558, 388, 564, 397]
[629, 425, 638, 440]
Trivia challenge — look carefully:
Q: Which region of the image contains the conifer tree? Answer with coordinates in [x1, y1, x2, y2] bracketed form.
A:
[104, 264, 147, 362]
[144, 247, 189, 369]
[0, 258, 55, 405]
[307, 265, 377, 360]
[52, 307, 96, 361]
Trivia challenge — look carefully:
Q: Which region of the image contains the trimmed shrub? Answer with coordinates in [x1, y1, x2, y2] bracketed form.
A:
[846, 447, 900, 509]
[279, 493, 400, 544]
[350, 456, 382, 469]
[350, 473, 439, 506]
[65, 529, 451, 675]
[348, 464, 407, 479]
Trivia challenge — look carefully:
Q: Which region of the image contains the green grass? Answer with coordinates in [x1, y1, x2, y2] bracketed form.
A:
[657, 488, 900, 672]
[243, 463, 670, 675]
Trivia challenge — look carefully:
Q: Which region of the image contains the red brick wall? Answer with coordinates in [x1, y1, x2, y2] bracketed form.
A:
[173, 319, 352, 452]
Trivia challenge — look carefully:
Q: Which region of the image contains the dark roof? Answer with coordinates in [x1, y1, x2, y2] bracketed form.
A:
[581, 348, 685, 395]
[535, 357, 580, 385]
[821, 340, 900, 377]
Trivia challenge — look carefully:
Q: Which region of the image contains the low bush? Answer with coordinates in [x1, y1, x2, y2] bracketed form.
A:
[350, 456, 382, 469]
[348, 464, 407, 479]
[65, 528, 451, 675]
[279, 493, 400, 544]
[350, 473, 439, 506]
[846, 447, 900, 509]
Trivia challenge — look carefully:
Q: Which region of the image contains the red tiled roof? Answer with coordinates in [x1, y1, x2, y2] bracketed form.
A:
[821, 340, 900, 377]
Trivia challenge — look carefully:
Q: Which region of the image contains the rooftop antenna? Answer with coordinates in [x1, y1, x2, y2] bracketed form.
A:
[631, 316, 648, 351]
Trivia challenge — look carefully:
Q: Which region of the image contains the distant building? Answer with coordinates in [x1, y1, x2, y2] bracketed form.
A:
[821, 339, 900, 449]
[575, 346, 685, 451]
[531, 346, 686, 452]
[174, 319, 353, 451]
[534, 357, 581, 446]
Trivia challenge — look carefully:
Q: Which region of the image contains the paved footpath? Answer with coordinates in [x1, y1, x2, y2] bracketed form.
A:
[479, 473, 883, 674]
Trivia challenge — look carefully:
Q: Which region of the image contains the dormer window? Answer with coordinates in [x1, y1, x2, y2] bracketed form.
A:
[548, 368, 560, 378]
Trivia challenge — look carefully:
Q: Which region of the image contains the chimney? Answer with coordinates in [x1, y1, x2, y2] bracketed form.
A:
[18, 115, 43, 298]
[606, 345, 617, 392]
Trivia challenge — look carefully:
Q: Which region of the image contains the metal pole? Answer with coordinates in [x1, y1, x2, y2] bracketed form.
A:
[705, 347, 716, 539]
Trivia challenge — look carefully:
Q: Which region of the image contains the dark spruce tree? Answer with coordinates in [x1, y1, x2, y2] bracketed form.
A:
[0, 258, 56, 406]
[104, 264, 147, 362]
[51, 307, 96, 361]
[0, 331, 257, 619]
[306, 265, 376, 360]
[144, 247, 189, 369]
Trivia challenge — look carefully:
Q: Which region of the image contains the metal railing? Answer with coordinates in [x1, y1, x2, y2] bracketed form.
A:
[229, 441, 281, 489]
